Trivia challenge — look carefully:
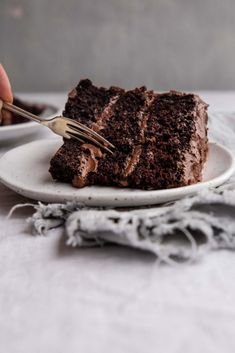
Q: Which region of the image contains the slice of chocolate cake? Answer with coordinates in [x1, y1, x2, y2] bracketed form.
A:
[49, 79, 208, 190]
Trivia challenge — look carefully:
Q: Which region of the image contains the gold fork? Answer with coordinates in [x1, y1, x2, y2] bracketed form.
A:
[1, 100, 114, 154]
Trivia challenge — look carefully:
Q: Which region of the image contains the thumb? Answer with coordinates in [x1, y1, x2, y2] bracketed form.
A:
[0, 64, 13, 103]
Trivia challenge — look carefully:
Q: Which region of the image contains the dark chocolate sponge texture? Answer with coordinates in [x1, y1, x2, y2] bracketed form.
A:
[50, 79, 208, 190]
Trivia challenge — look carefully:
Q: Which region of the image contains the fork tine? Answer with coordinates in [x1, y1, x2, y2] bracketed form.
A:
[66, 119, 114, 147]
[65, 118, 115, 149]
[68, 123, 115, 150]
[66, 132, 86, 144]
[66, 129, 114, 154]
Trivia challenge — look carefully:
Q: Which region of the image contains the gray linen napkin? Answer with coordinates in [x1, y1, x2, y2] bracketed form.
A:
[11, 112, 235, 263]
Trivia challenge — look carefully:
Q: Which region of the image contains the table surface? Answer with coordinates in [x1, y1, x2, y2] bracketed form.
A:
[1, 91, 235, 353]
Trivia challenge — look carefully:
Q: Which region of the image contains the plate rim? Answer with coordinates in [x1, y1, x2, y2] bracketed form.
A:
[0, 139, 234, 206]
[0, 120, 38, 132]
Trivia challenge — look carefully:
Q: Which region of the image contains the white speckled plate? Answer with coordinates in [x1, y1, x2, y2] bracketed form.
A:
[0, 139, 234, 206]
[0, 102, 60, 144]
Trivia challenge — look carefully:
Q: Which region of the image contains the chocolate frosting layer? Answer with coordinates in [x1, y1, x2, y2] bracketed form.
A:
[72, 144, 102, 188]
[182, 96, 208, 184]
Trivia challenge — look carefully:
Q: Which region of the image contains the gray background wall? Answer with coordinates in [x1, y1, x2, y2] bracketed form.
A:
[1, 0, 235, 92]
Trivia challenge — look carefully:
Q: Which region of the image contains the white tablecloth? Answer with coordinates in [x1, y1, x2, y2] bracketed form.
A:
[1, 92, 235, 353]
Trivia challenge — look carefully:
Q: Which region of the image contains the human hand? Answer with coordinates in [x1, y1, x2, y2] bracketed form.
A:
[0, 64, 13, 104]
[0, 64, 13, 125]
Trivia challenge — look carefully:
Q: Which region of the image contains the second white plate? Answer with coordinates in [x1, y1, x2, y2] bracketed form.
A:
[0, 102, 60, 144]
[0, 139, 234, 206]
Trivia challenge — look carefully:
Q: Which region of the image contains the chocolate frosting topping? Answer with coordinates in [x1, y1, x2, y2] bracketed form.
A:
[72, 144, 102, 188]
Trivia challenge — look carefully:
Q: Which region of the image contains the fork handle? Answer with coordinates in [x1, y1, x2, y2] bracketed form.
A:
[1, 100, 43, 124]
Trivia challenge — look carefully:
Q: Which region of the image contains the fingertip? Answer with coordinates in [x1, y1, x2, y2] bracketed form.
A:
[0, 64, 13, 103]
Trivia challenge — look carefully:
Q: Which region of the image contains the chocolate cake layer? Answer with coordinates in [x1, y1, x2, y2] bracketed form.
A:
[49, 79, 208, 190]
